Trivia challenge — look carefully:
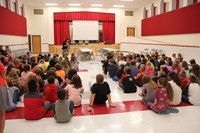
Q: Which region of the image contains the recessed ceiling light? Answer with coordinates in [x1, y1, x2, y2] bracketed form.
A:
[45, 3, 58, 6]
[91, 4, 103, 7]
[113, 5, 124, 8]
[69, 4, 81, 6]
[120, 0, 134, 1]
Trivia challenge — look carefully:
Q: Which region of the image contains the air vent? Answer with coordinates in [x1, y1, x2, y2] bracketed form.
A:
[33, 9, 43, 15]
[125, 11, 133, 16]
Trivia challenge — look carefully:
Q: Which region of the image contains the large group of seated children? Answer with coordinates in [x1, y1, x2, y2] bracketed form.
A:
[0, 45, 200, 126]
[102, 51, 200, 113]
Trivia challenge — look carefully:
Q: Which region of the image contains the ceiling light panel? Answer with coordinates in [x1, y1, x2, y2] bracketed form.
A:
[68, 4, 81, 6]
[113, 5, 124, 8]
[91, 4, 103, 7]
[45, 3, 58, 6]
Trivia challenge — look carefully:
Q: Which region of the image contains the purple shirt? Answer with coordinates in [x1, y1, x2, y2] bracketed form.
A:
[151, 88, 169, 113]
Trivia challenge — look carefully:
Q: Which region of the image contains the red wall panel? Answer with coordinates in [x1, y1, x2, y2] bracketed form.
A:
[142, 3, 200, 36]
[0, 6, 27, 36]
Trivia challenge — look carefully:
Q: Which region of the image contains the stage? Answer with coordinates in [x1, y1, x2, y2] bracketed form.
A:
[49, 44, 120, 55]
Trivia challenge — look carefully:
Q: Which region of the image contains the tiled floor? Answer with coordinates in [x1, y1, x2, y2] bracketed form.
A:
[5, 61, 200, 133]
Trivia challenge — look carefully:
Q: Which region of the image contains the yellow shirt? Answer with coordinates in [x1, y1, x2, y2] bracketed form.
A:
[43, 62, 49, 70]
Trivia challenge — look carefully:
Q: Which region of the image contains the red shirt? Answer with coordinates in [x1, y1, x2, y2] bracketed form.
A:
[0, 62, 7, 86]
[24, 93, 46, 120]
[151, 88, 169, 113]
[182, 77, 189, 90]
[44, 83, 58, 103]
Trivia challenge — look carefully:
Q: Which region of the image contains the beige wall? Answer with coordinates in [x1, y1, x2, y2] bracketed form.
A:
[26, 7, 136, 44]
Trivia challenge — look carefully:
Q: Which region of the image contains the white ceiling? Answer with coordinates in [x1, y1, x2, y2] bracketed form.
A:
[21, 0, 153, 9]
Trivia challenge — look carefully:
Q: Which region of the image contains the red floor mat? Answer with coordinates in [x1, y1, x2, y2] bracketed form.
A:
[77, 69, 88, 72]
[5, 100, 190, 120]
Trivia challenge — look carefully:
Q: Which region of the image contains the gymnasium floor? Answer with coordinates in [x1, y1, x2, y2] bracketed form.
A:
[5, 61, 200, 133]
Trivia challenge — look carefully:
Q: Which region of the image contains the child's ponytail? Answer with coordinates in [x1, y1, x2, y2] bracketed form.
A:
[158, 78, 173, 101]
[166, 82, 173, 101]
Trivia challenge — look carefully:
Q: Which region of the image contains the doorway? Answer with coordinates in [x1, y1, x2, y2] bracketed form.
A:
[32, 35, 41, 54]
[127, 27, 135, 37]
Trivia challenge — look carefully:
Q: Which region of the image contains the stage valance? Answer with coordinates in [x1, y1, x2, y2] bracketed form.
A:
[54, 12, 115, 21]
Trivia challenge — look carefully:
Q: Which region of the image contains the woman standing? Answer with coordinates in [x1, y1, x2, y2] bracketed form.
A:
[0, 61, 10, 133]
[62, 38, 70, 56]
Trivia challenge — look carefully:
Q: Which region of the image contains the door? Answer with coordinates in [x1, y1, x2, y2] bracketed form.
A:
[32, 35, 41, 54]
[127, 27, 135, 37]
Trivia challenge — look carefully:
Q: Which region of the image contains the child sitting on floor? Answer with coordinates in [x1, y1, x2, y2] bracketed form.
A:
[44, 75, 58, 103]
[64, 74, 84, 107]
[119, 68, 137, 93]
[87, 74, 115, 111]
[52, 89, 74, 123]
[135, 64, 146, 87]
[182, 75, 200, 105]
[147, 78, 179, 114]
[6, 78, 19, 112]
[107, 59, 118, 78]
[24, 80, 51, 120]
[139, 75, 157, 103]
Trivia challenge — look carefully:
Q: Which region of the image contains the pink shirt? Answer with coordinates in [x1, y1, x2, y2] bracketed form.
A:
[151, 88, 169, 113]
[146, 66, 153, 77]
[0, 62, 7, 86]
[20, 71, 33, 87]
[64, 84, 83, 107]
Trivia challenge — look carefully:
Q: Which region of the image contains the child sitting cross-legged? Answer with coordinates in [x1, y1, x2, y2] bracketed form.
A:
[44, 75, 59, 103]
[52, 89, 74, 123]
[182, 75, 200, 105]
[6, 78, 20, 112]
[64, 74, 84, 107]
[139, 75, 157, 103]
[119, 68, 137, 93]
[147, 78, 179, 114]
[24, 80, 51, 120]
[87, 74, 115, 111]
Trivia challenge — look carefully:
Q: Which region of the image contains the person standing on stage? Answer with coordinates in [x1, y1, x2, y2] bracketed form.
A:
[62, 38, 70, 56]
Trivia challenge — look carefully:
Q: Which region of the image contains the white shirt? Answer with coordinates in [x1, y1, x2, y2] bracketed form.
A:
[189, 83, 200, 106]
[118, 60, 127, 66]
[169, 81, 182, 105]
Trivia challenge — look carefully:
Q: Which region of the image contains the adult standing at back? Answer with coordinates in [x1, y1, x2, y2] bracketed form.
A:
[62, 38, 70, 56]
[0, 61, 10, 133]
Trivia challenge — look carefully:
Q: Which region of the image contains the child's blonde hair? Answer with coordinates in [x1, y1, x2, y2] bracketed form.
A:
[123, 66, 129, 73]
[140, 64, 145, 71]
[142, 75, 157, 90]
[146, 61, 151, 66]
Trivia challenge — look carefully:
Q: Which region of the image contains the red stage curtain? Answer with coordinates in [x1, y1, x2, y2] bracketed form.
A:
[54, 12, 115, 21]
[102, 22, 115, 44]
[54, 21, 70, 45]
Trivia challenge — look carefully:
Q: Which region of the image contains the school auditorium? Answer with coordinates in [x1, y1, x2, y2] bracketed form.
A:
[0, 0, 200, 133]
